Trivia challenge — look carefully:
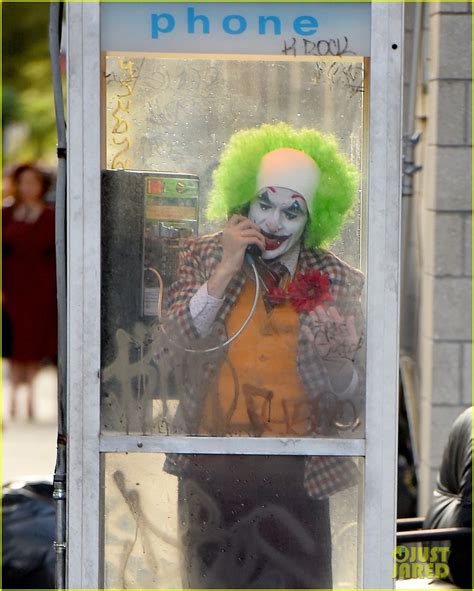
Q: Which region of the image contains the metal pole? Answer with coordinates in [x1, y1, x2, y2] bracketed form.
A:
[49, 2, 67, 588]
[400, 3, 423, 351]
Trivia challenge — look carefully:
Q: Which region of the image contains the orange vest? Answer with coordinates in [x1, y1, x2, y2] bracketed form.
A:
[199, 280, 310, 437]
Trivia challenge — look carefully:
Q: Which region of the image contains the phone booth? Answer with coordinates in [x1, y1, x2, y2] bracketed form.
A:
[66, 2, 403, 588]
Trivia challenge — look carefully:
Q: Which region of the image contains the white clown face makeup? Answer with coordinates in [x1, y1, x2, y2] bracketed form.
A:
[248, 186, 309, 260]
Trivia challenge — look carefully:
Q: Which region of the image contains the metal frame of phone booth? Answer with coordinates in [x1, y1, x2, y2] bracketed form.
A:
[66, 2, 403, 588]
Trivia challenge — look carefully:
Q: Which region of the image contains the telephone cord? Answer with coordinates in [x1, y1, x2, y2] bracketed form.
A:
[148, 260, 260, 354]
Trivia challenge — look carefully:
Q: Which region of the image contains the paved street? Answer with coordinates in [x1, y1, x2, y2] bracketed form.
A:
[2, 363, 58, 483]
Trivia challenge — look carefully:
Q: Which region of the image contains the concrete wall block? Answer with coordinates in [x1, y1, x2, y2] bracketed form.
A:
[461, 342, 472, 404]
[430, 405, 468, 467]
[432, 342, 462, 403]
[433, 3, 472, 14]
[429, 14, 472, 80]
[464, 215, 472, 276]
[425, 213, 464, 276]
[424, 146, 472, 211]
[433, 276, 471, 340]
[427, 80, 468, 146]
[465, 82, 471, 145]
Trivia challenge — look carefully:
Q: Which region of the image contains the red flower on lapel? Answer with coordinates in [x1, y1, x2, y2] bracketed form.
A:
[287, 270, 332, 312]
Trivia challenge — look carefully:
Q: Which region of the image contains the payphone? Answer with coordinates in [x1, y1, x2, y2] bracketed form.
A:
[101, 169, 198, 320]
[101, 170, 198, 432]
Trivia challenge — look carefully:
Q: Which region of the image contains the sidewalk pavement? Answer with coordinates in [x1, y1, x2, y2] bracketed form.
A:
[2, 363, 58, 483]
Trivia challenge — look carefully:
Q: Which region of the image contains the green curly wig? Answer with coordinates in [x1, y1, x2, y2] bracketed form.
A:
[206, 122, 359, 249]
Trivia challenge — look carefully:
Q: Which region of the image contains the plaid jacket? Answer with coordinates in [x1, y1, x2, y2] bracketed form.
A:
[161, 233, 365, 499]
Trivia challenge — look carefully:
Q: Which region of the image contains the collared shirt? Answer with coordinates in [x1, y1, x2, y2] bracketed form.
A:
[190, 244, 301, 336]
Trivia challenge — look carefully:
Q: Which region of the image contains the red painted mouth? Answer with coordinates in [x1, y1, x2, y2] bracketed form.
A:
[261, 230, 290, 251]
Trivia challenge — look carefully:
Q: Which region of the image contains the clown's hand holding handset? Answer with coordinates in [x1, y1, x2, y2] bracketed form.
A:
[167, 123, 365, 435]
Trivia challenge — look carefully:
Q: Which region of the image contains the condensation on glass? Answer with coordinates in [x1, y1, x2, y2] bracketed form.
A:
[102, 453, 363, 589]
[100, 53, 368, 436]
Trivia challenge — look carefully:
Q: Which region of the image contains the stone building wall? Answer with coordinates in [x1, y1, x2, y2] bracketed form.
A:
[402, 2, 471, 513]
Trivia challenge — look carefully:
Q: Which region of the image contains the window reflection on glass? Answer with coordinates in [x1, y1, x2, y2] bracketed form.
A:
[103, 453, 363, 589]
[101, 55, 367, 436]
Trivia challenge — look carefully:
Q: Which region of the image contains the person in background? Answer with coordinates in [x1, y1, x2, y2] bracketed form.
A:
[2, 165, 15, 207]
[2, 163, 57, 420]
[423, 407, 472, 589]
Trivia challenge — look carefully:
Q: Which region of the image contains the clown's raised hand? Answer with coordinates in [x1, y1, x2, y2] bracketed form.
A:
[301, 305, 361, 361]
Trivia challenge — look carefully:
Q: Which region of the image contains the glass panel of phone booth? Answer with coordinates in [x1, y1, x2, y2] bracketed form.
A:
[102, 452, 363, 589]
[101, 55, 368, 436]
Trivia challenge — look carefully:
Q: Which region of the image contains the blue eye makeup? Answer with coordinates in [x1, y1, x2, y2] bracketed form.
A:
[253, 189, 307, 223]
[283, 201, 305, 220]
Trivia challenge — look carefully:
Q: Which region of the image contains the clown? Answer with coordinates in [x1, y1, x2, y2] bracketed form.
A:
[164, 123, 365, 588]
